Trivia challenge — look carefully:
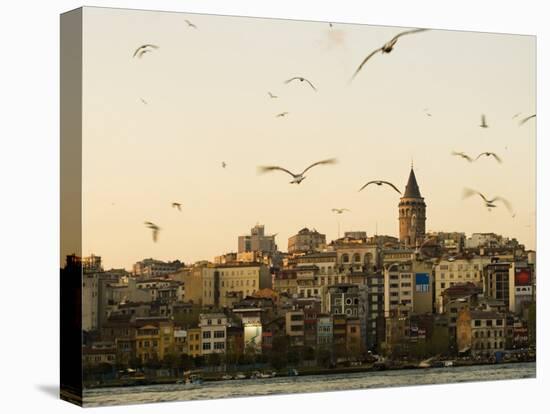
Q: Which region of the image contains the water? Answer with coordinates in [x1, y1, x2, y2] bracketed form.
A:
[83, 362, 535, 407]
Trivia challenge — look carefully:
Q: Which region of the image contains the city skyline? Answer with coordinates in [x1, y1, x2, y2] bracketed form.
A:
[75, 7, 535, 270]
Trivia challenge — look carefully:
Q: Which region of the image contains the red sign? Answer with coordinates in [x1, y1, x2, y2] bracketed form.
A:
[515, 268, 531, 286]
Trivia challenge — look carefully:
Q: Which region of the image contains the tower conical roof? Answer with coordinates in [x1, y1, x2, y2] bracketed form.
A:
[403, 168, 422, 198]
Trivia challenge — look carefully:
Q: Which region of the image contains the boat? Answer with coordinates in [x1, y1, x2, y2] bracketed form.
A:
[221, 374, 233, 380]
[234, 373, 247, 380]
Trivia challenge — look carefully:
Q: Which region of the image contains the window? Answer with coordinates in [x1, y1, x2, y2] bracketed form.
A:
[214, 330, 225, 338]
[441, 283, 446, 289]
[486, 320, 493, 327]
[475, 320, 481, 327]
[202, 343, 211, 350]
[214, 342, 225, 350]
[203, 331, 211, 339]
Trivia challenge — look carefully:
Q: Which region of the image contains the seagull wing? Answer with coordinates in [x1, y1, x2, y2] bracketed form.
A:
[303, 78, 317, 91]
[494, 197, 514, 214]
[519, 114, 536, 125]
[462, 188, 482, 200]
[132, 46, 143, 57]
[258, 165, 297, 177]
[452, 151, 472, 162]
[301, 158, 337, 175]
[284, 77, 301, 85]
[380, 181, 402, 194]
[152, 227, 159, 242]
[358, 181, 378, 192]
[491, 153, 502, 163]
[389, 28, 429, 43]
[350, 47, 383, 81]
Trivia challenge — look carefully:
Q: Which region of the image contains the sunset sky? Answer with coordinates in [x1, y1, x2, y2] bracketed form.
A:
[79, 7, 536, 270]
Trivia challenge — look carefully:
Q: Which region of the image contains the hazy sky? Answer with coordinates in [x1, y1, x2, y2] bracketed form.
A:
[80, 7, 536, 270]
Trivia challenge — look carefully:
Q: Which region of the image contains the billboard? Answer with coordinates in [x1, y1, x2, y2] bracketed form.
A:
[244, 324, 262, 353]
[415, 273, 430, 293]
[514, 267, 532, 286]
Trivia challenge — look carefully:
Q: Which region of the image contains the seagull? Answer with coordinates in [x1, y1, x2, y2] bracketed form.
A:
[268, 92, 278, 99]
[358, 180, 401, 194]
[140, 97, 148, 105]
[144, 221, 160, 242]
[185, 19, 197, 29]
[519, 114, 536, 126]
[424, 108, 432, 117]
[475, 152, 502, 163]
[451, 151, 473, 162]
[284, 76, 317, 92]
[133, 44, 159, 58]
[480, 114, 489, 128]
[329, 23, 333, 28]
[512, 112, 522, 119]
[332, 208, 350, 214]
[462, 188, 514, 215]
[276, 112, 289, 118]
[172, 202, 182, 211]
[258, 158, 337, 184]
[221, 161, 227, 168]
[350, 28, 428, 81]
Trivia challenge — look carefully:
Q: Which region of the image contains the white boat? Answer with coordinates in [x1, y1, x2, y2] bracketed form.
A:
[234, 373, 247, 380]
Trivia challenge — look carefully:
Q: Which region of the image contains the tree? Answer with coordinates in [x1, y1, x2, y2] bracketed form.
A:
[179, 353, 194, 371]
[528, 302, 536, 347]
[427, 326, 450, 356]
[207, 352, 222, 368]
[303, 346, 316, 361]
[316, 348, 332, 368]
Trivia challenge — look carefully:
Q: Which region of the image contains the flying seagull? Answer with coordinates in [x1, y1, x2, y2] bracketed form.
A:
[140, 97, 148, 105]
[329, 23, 333, 28]
[451, 151, 473, 162]
[332, 208, 350, 214]
[424, 108, 432, 117]
[475, 152, 502, 163]
[172, 202, 182, 211]
[144, 221, 160, 242]
[276, 112, 289, 118]
[258, 158, 337, 184]
[512, 112, 522, 119]
[185, 19, 197, 29]
[358, 180, 401, 194]
[519, 114, 536, 126]
[462, 188, 514, 215]
[221, 161, 227, 168]
[480, 114, 489, 128]
[350, 28, 428, 81]
[284, 76, 317, 92]
[268, 92, 278, 99]
[133, 44, 159, 58]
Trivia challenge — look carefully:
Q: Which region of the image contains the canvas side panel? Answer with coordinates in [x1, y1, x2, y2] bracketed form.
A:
[60, 7, 83, 407]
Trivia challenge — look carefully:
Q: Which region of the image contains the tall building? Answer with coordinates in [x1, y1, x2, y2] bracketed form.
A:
[288, 227, 326, 254]
[398, 167, 426, 247]
[238, 224, 277, 254]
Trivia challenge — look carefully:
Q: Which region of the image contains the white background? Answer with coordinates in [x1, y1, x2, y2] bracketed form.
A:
[0, 0, 547, 413]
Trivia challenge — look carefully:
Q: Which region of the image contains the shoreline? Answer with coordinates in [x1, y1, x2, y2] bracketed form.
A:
[83, 358, 536, 390]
